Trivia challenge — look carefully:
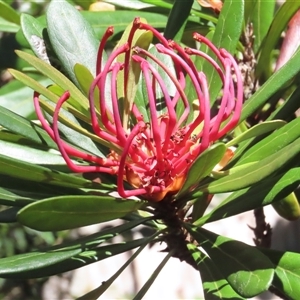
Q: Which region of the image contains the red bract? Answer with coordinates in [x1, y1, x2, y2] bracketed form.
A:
[34, 18, 243, 202]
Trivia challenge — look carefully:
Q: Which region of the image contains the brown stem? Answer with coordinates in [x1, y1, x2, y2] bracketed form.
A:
[154, 199, 197, 270]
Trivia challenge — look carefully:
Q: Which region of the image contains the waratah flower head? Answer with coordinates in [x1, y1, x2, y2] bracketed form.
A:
[34, 18, 243, 202]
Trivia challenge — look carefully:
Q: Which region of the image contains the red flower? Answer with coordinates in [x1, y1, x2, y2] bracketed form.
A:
[34, 18, 243, 202]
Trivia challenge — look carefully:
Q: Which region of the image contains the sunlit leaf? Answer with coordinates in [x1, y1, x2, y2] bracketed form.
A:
[15, 51, 90, 114]
[226, 120, 285, 147]
[185, 225, 274, 298]
[256, 0, 300, 77]
[236, 118, 300, 166]
[0, 0, 20, 24]
[241, 38, 300, 122]
[177, 143, 226, 197]
[204, 0, 244, 103]
[197, 138, 300, 194]
[194, 167, 300, 226]
[260, 248, 300, 300]
[245, 0, 275, 53]
[0, 103, 56, 149]
[46, 0, 99, 86]
[0, 153, 101, 190]
[187, 243, 245, 300]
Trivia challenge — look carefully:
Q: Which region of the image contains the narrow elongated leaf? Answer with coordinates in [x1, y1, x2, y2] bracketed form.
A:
[74, 63, 94, 97]
[0, 71, 50, 118]
[245, 0, 275, 53]
[199, 137, 300, 194]
[46, 0, 99, 85]
[260, 249, 300, 300]
[140, 0, 218, 23]
[269, 83, 300, 121]
[0, 0, 20, 24]
[185, 225, 274, 298]
[0, 140, 67, 165]
[187, 244, 245, 300]
[82, 10, 168, 40]
[17, 195, 144, 231]
[40, 98, 104, 157]
[226, 120, 285, 147]
[194, 167, 300, 226]
[0, 248, 82, 278]
[256, 0, 300, 76]
[0, 154, 101, 189]
[204, 0, 244, 102]
[0, 104, 57, 149]
[177, 143, 226, 198]
[241, 23, 300, 122]
[0, 17, 19, 33]
[0, 238, 148, 279]
[77, 232, 160, 300]
[133, 252, 172, 300]
[15, 51, 89, 114]
[163, 0, 193, 40]
[0, 187, 33, 206]
[236, 117, 300, 166]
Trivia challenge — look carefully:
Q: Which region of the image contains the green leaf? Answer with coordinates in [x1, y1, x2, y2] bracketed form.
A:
[256, 0, 300, 77]
[204, 0, 244, 102]
[0, 187, 33, 206]
[0, 219, 149, 279]
[46, 0, 99, 86]
[177, 143, 226, 198]
[236, 118, 300, 166]
[0, 16, 19, 32]
[0, 140, 67, 166]
[20, 14, 47, 60]
[200, 137, 300, 194]
[74, 63, 94, 97]
[194, 167, 300, 226]
[241, 11, 300, 121]
[0, 72, 50, 118]
[82, 10, 168, 40]
[0, 248, 82, 278]
[73, 0, 92, 10]
[245, 0, 276, 53]
[272, 192, 300, 221]
[260, 248, 300, 300]
[139, 0, 217, 23]
[163, 0, 193, 40]
[226, 120, 285, 147]
[185, 225, 274, 298]
[0, 0, 20, 24]
[17, 195, 144, 231]
[269, 83, 300, 121]
[0, 154, 101, 190]
[40, 98, 104, 157]
[0, 104, 57, 149]
[187, 243, 245, 300]
[15, 51, 90, 114]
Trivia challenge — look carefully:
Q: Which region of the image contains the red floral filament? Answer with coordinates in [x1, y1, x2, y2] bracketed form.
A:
[34, 18, 243, 202]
